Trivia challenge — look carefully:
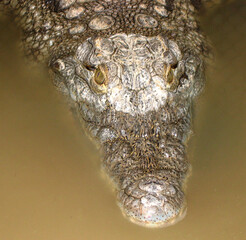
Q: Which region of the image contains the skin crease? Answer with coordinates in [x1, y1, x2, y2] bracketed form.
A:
[0, 0, 212, 227]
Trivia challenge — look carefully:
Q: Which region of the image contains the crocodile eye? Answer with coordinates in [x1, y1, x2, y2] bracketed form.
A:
[91, 64, 108, 93]
[94, 67, 106, 85]
[164, 65, 178, 90]
[165, 65, 174, 84]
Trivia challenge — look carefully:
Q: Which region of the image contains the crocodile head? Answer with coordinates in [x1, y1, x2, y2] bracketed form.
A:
[51, 34, 204, 227]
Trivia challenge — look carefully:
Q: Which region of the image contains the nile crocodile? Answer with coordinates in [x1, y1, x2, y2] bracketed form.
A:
[0, 0, 220, 227]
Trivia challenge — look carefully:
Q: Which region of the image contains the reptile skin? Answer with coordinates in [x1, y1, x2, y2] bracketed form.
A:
[1, 0, 212, 227]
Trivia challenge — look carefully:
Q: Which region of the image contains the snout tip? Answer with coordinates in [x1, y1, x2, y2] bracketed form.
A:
[117, 176, 187, 227]
[120, 195, 186, 228]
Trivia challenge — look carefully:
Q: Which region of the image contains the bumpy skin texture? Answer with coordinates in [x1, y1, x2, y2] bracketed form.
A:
[1, 0, 210, 227]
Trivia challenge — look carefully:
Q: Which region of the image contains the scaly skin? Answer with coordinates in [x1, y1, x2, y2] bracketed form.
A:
[1, 0, 211, 227]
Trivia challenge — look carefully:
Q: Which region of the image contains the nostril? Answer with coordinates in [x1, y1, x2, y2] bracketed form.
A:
[139, 180, 165, 193]
[138, 178, 176, 195]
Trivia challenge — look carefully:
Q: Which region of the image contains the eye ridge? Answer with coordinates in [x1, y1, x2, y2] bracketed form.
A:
[86, 64, 108, 94]
[84, 63, 97, 71]
[163, 64, 180, 91]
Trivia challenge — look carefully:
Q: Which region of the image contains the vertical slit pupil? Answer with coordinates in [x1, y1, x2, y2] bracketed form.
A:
[95, 69, 105, 85]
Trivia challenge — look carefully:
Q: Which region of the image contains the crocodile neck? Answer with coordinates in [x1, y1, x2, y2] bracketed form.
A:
[1, 0, 210, 62]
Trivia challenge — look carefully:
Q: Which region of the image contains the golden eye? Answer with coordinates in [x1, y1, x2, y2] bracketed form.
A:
[91, 64, 108, 93]
[164, 65, 178, 90]
[94, 67, 106, 85]
[165, 65, 174, 84]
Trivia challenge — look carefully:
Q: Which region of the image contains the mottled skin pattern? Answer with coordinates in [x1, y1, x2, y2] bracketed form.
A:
[1, 0, 213, 227]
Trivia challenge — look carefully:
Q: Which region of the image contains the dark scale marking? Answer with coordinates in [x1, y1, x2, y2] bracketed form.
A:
[45, 0, 60, 12]
[191, 0, 202, 9]
[165, 0, 175, 11]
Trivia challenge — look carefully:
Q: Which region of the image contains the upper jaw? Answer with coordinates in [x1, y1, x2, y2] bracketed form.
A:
[99, 109, 190, 227]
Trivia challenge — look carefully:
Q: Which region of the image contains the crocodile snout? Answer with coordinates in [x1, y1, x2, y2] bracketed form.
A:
[117, 176, 186, 227]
